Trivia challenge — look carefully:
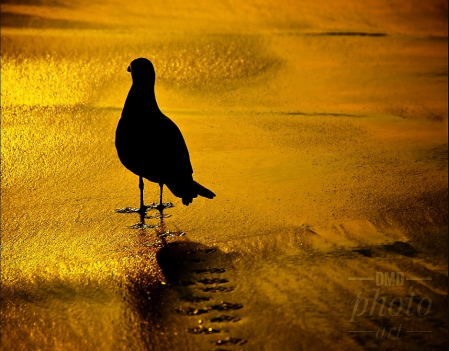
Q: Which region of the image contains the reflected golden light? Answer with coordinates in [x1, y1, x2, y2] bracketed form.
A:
[1, 0, 448, 350]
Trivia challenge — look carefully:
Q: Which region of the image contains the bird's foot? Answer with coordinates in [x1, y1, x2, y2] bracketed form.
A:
[147, 202, 174, 210]
[115, 203, 172, 214]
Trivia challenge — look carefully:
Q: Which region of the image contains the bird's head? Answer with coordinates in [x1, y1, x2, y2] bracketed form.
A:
[127, 58, 156, 85]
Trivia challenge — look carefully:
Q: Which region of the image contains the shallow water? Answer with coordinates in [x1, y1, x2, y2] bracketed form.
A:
[1, 1, 448, 350]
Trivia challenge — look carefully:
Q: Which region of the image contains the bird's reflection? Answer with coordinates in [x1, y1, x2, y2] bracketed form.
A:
[132, 207, 165, 232]
[127, 205, 185, 247]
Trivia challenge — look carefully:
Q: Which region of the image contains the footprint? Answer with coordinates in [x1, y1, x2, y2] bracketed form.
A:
[214, 337, 247, 346]
[193, 268, 226, 274]
[198, 278, 229, 285]
[382, 241, 417, 257]
[159, 242, 247, 348]
[176, 307, 210, 316]
[188, 326, 222, 334]
[211, 302, 243, 311]
[202, 287, 235, 293]
[210, 315, 241, 323]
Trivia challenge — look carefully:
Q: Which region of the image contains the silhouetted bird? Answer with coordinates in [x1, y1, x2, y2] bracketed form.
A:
[116, 58, 215, 212]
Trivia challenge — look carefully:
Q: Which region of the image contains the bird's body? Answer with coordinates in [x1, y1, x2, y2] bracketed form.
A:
[116, 58, 215, 207]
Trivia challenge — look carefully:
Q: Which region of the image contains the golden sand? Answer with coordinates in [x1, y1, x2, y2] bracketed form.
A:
[1, 1, 447, 350]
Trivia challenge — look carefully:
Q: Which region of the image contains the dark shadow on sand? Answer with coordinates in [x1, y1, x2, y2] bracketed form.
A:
[125, 228, 246, 350]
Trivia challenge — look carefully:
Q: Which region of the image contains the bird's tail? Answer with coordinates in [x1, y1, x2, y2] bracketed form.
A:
[181, 181, 215, 206]
[194, 181, 216, 199]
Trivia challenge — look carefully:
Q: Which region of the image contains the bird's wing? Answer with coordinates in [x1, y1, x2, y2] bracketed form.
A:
[159, 116, 194, 176]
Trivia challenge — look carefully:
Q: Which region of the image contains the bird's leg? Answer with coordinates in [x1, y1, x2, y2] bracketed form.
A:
[138, 176, 146, 214]
[156, 183, 164, 215]
[159, 183, 163, 207]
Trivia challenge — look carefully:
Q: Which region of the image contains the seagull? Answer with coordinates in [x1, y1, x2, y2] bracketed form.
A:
[115, 58, 215, 213]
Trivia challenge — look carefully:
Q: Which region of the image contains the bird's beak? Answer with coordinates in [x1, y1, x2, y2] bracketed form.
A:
[127, 66, 131, 73]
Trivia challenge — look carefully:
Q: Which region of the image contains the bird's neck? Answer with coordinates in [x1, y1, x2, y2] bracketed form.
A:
[124, 84, 160, 114]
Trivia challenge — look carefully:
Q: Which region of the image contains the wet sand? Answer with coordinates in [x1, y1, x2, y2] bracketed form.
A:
[1, 1, 448, 350]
